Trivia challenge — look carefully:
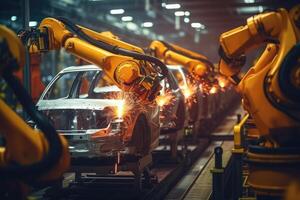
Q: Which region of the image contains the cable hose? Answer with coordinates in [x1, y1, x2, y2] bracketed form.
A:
[0, 61, 62, 182]
[56, 17, 169, 80]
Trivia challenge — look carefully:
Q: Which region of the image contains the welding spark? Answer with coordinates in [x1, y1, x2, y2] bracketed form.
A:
[209, 86, 218, 94]
[182, 87, 192, 99]
[106, 91, 148, 137]
[181, 81, 198, 100]
[219, 80, 226, 88]
[116, 100, 125, 119]
[156, 93, 174, 107]
[217, 75, 228, 89]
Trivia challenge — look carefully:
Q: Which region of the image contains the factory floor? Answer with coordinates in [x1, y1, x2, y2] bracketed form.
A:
[165, 106, 244, 200]
[182, 141, 232, 200]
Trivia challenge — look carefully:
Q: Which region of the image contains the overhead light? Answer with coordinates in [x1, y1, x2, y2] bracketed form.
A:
[11, 16, 17, 21]
[237, 6, 264, 14]
[179, 31, 185, 37]
[165, 3, 181, 9]
[184, 11, 190, 16]
[184, 17, 190, 23]
[157, 35, 164, 40]
[161, 2, 166, 7]
[126, 22, 138, 31]
[191, 22, 205, 29]
[191, 22, 200, 28]
[244, 0, 255, 3]
[175, 11, 185, 16]
[142, 22, 153, 28]
[142, 29, 150, 35]
[29, 21, 37, 27]
[110, 9, 125, 15]
[121, 16, 133, 22]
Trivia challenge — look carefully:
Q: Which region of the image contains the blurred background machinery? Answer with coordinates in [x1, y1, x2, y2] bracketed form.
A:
[1, 0, 299, 99]
[1, 1, 300, 200]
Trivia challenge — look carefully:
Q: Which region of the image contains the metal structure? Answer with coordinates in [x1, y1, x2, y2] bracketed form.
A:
[1, 0, 298, 61]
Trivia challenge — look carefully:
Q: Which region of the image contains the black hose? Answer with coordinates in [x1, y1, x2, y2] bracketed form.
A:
[0, 51, 62, 181]
[263, 69, 300, 122]
[278, 43, 300, 104]
[218, 45, 246, 69]
[55, 17, 169, 80]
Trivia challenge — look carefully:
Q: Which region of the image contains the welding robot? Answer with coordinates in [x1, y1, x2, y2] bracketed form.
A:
[20, 17, 168, 102]
[149, 40, 218, 89]
[19, 17, 168, 160]
[218, 5, 300, 199]
[0, 25, 70, 199]
[0, 17, 168, 198]
[149, 40, 233, 136]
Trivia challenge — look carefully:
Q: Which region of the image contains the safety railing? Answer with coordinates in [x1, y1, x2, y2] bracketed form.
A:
[210, 114, 249, 200]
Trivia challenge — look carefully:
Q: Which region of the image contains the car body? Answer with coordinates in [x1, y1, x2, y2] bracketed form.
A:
[167, 65, 202, 127]
[36, 65, 160, 157]
[156, 68, 187, 133]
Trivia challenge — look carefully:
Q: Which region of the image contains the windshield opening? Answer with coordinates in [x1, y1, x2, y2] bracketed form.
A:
[43, 69, 123, 100]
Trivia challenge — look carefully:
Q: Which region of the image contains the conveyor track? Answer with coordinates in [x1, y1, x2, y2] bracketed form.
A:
[31, 106, 241, 200]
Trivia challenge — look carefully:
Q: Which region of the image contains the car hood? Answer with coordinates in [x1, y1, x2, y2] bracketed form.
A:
[37, 99, 124, 110]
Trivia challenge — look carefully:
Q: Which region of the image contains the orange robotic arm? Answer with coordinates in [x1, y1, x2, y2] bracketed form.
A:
[0, 25, 70, 183]
[218, 7, 300, 146]
[149, 40, 214, 79]
[218, 10, 283, 79]
[149, 40, 225, 94]
[22, 17, 168, 102]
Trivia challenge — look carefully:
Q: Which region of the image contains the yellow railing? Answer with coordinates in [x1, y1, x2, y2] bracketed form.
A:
[233, 114, 249, 150]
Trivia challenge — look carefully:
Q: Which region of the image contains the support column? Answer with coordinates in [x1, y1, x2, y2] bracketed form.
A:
[21, 0, 31, 95]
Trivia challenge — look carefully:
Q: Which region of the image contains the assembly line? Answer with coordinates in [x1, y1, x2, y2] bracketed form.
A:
[0, 1, 299, 200]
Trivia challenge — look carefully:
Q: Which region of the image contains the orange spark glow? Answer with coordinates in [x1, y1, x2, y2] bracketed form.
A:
[180, 83, 197, 100]
[105, 91, 137, 119]
[217, 76, 228, 88]
[156, 93, 174, 107]
[219, 80, 226, 88]
[181, 75, 199, 99]
[182, 87, 192, 99]
[116, 100, 125, 119]
[209, 86, 218, 94]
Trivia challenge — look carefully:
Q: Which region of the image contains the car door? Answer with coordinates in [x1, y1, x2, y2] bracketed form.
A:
[159, 72, 183, 129]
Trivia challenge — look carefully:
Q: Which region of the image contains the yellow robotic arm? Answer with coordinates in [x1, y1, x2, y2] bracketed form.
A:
[149, 40, 214, 80]
[218, 7, 300, 146]
[0, 25, 69, 184]
[21, 17, 168, 102]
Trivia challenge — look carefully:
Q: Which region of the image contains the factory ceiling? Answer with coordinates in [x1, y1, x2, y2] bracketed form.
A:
[0, 0, 298, 61]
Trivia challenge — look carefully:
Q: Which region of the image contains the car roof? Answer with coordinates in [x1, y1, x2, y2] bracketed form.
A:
[62, 65, 183, 73]
[60, 65, 102, 73]
[166, 65, 183, 70]
[167, 64, 189, 75]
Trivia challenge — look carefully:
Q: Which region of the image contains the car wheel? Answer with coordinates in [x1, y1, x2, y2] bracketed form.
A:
[130, 115, 151, 156]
